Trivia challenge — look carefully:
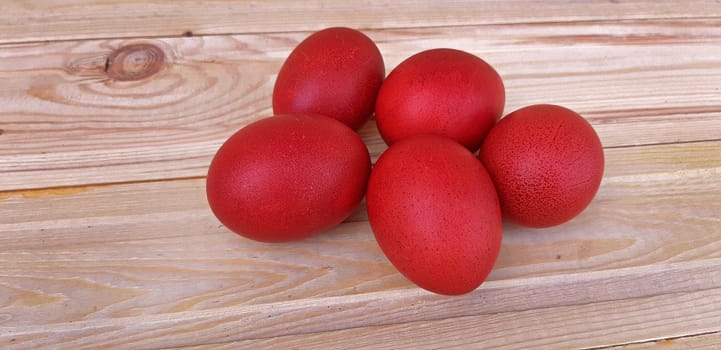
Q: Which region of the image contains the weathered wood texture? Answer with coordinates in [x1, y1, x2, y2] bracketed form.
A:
[1, 1, 721, 349]
[3, 1, 721, 44]
[2, 20, 721, 191]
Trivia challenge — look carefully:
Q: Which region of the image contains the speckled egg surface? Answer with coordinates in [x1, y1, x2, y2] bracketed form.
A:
[374, 48, 505, 151]
[273, 27, 385, 130]
[479, 104, 605, 228]
[206, 114, 371, 242]
[366, 134, 502, 295]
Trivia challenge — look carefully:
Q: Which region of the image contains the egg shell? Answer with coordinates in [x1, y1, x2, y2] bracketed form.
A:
[367, 134, 503, 295]
[479, 104, 605, 228]
[374, 48, 505, 151]
[206, 114, 371, 242]
[273, 27, 385, 130]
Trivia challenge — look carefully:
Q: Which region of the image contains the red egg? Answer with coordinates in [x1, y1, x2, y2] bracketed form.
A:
[206, 114, 371, 242]
[479, 104, 605, 228]
[374, 48, 505, 151]
[273, 27, 385, 130]
[366, 134, 502, 295]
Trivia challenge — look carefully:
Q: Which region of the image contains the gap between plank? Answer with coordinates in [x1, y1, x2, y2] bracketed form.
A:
[604, 137, 721, 149]
[581, 330, 721, 350]
[0, 175, 206, 199]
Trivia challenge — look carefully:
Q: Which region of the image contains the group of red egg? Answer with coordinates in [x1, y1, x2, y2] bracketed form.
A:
[206, 27, 604, 295]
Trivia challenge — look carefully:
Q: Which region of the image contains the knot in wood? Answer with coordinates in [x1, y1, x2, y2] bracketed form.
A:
[107, 44, 166, 81]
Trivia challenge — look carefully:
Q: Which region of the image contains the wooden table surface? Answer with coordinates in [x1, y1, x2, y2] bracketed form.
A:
[2, 1, 721, 349]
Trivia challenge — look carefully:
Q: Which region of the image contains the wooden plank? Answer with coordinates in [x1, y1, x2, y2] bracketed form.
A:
[1, 140, 719, 349]
[171, 287, 721, 350]
[3, 0, 721, 44]
[3, 2, 719, 349]
[2, 20, 721, 191]
[3, 262, 721, 349]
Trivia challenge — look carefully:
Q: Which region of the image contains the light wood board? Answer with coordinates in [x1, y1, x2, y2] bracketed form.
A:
[1, 1, 721, 349]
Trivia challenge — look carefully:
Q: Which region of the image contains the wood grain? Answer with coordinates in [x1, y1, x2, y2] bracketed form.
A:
[3, 20, 721, 191]
[174, 285, 721, 350]
[3, 1, 721, 349]
[3, 261, 721, 349]
[1, 139, 719, 349]
[3, 0, 721, 44]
